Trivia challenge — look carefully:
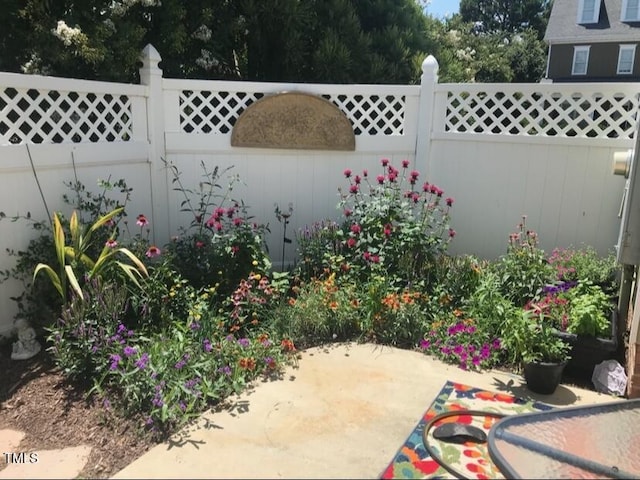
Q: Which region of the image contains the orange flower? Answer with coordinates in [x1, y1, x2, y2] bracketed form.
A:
[239, 357, 256, 371]
[382, 293, 400, 310]
[329, 301, 338, 311]
[351, 298, 360, 308]
[453, 309, 464, 317]
[230, 325, 240, 332]
[288, 297, 296, 306]
[258, 333, 269, 343]
[281, 339, 296, 352]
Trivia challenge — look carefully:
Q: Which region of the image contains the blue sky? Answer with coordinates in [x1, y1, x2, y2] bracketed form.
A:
[426, 0, 460, 19]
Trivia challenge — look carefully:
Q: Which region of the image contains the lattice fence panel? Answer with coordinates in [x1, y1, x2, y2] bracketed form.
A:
[180, 90, 407, 136]
[446, 89, 640, 139]
[0, 87, 132, 145]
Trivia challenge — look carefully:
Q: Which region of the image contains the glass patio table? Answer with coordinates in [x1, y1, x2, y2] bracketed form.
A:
[487, 398, 640, 479]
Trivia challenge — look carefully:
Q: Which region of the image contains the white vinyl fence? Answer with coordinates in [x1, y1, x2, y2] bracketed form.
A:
[0, 44, 635, 337]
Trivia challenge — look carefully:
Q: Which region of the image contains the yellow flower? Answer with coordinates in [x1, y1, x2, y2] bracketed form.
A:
[252, 260, 259, 266]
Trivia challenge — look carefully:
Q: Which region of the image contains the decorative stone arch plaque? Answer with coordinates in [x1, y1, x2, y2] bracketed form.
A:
[231, 91, 355, 151]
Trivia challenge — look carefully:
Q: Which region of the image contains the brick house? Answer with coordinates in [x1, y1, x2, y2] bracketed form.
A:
[544, 0, 640, 82]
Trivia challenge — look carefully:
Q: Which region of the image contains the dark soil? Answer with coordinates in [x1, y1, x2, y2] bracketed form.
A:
[0, 340, 158, 478]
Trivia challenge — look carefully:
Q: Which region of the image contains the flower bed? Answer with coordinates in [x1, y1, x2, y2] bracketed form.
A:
[0, 157, 622, 438]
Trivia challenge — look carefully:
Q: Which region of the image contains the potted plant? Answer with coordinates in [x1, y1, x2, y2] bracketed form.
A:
[501, 308, 571, 395]
[528, 279, 618, 379]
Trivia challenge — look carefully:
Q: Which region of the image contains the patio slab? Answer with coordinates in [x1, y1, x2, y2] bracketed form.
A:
[113, 343, 615, 479]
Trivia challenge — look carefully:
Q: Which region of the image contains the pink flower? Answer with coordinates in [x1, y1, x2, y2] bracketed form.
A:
[146, 246, 161, 258]
[136, 214, 149, 227]
[412, 193, 420, 204]
[388, 172, 397, 182]
[195, 241, 205, 248]
[347, 238, 356, 248]
[354, 175, 361, 185]
[350, 223, 361, 234]
[371, 255, 380, 263]
[214, 222, 223, 232]
[362, 169, 368, 177]
[349, 184, 359, 194]
[226, 207, 235, 218]
[448, 228, 456, 238]
[423, 182, 430, 192]
[205, 215, 216, 228]
[446, 197, 454, 207]
[377, 175, 385, 185]
[344, 208, 352, 217]
[363, 251, 371, 261]
[402, 159, 410, 168]
[410, 170, 419, 179]
[233, 217, 243, 226]
[344, 168, 352, 178]
[105, 239, 118, 248]
[381, 158, 389, 167]
[383, 223, 392, 237]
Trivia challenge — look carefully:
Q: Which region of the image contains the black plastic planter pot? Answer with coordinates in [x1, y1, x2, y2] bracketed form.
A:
[524, 360, 567, 395]
[555, 308, 618, 380]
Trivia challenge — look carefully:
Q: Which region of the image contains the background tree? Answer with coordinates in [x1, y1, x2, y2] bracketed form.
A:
[459, 0, 551, 37]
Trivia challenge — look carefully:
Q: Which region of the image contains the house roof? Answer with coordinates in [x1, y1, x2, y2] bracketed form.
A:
[545, 0, 640, 44]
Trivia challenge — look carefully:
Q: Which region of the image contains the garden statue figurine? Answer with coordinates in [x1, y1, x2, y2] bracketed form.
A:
[11, 318, 41, 360]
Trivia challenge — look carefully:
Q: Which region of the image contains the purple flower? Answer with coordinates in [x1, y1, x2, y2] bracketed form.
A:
[175, 359, 186, 370]
[237, 338, 250, 348]
[218, 365, 232, 376]
[179, 402, 187, 412]
[225, 334, 235, 342]
[466, 326, 477, 334]
[419, 339, 430, 350]
[152, 396, 163, 407]
[185, 377, 201, 390]
[453, 344, 464, 355]
[203, 339, 213, 353]
[145, 417, 154, 426]
[492, 338, 502, 349]
[135, 352, 149, 370]
[102, 398, 111, 410]
[123, 345, 137, 357]
[441, 346, 452, 355]
[109, 354, 121, 371]
[472, 356, 481, 367]
[190, 322, 201, 331]
[117, 324, 127, 334]
[261, 339, 272, 347]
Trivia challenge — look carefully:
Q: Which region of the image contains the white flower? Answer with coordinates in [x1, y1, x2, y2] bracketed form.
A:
[196, 49, 219, 70]
[193, 25, 212, 42]
[52, 20, 82, 46]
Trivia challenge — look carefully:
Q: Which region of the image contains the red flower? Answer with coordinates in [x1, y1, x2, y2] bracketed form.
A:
[136, 214, 149, 227]
[344, 208, 352, 217]
[347, 238, 356, 248]
[381, 158, 389, 167]
[145, 246, 161, 258]
[363, 251, 371, 261]
[281, 339, 296, 352]
[350, 223, 361, 234]
[402, 159, 410, 168]
[446, 197, 454, 206]
[344, 168, 352, 178]
[449, 228, 456, 238]
[195, 240, 205, 248]
[371, 255, 380, 263]
[377, 175, 385, 184]
[383, 223, 392, 237]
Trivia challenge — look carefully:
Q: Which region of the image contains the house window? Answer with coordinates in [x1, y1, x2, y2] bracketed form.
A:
[618, 45, 637, 74]
[622, 0, 640, 21]
[572, 46, 590, 75]
[578, 0, 601, 24]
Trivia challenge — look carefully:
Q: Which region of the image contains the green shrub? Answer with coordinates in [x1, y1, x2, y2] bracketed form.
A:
[492, 216, 553, 307]
[164, 159, 270, 299]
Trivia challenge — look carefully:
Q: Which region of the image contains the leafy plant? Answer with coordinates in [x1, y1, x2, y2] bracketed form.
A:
[164, 159, 270, 298]
[548, 246, 620, 296]
[33, 208, 148, 301]
[336, 158, 455, 287]
[500, 308, 570, 367]
[493, 215, 553, 307]
[565, 282, 612, 337]
[294, 219, 344, 282]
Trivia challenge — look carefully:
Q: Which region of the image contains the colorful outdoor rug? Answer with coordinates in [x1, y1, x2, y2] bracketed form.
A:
[380, 381, 552, 479]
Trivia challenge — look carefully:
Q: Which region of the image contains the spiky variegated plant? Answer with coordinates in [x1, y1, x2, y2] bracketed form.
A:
[33, 207, 148, 301]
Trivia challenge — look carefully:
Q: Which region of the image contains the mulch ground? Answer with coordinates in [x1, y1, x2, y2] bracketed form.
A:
[0, 340, 158, 478]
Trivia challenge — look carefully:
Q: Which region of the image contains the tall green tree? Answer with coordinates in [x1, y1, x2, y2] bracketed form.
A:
[459, 0, 550, 38]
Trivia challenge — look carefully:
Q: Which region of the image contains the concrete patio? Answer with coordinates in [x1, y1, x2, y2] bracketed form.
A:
[111, 343, 613, 479]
